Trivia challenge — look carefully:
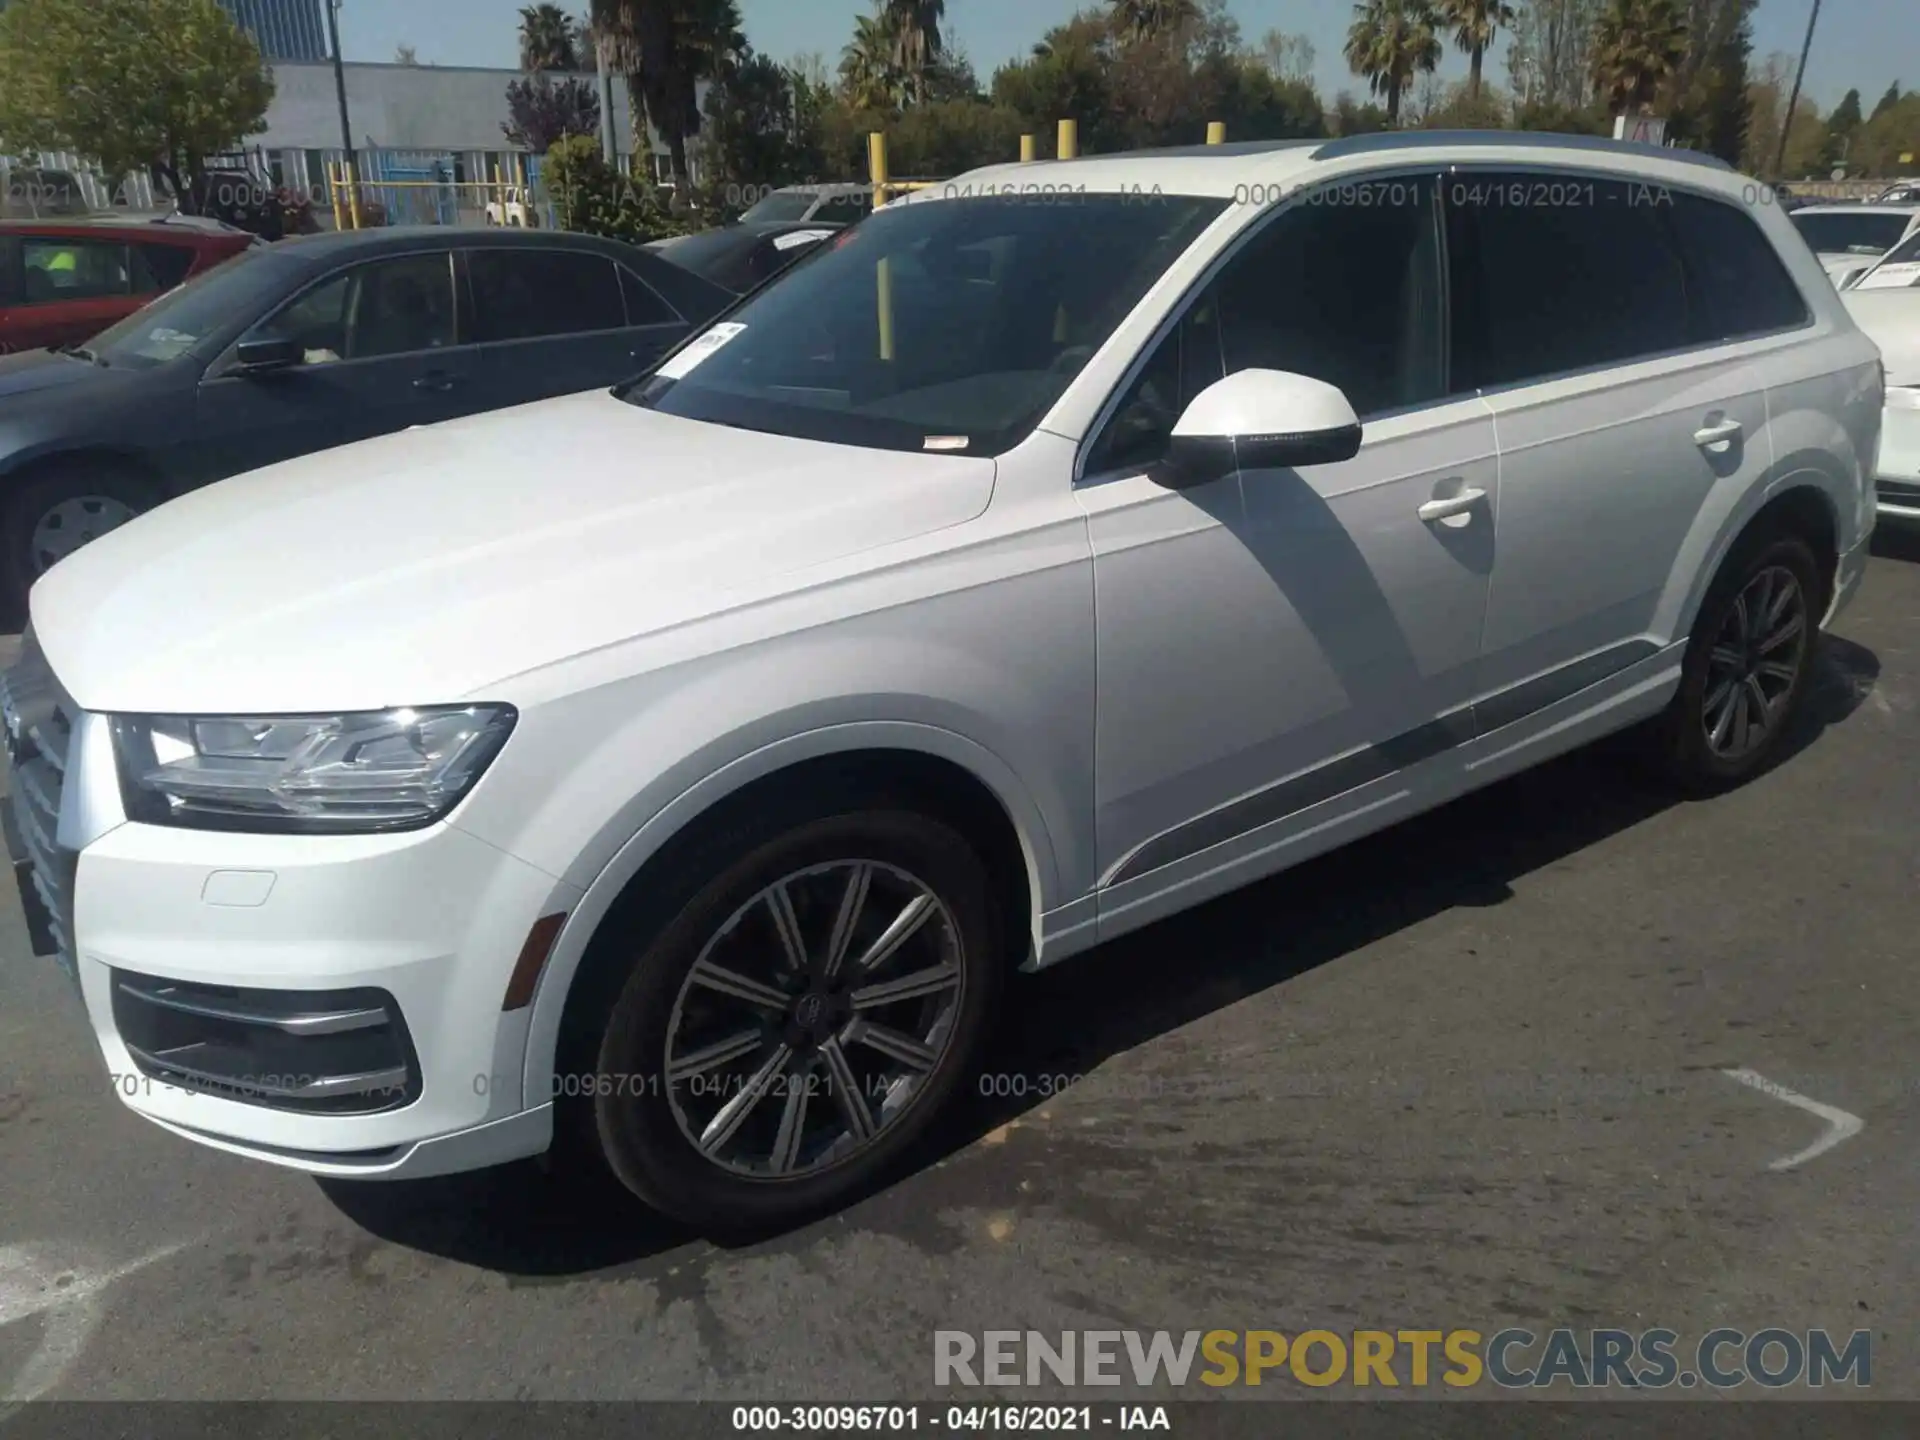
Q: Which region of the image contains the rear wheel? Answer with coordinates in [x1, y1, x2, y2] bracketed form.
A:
[1649, 532, 1821, 793]
[579, 806, 1002, 1231]
[2, 461, 157, 611]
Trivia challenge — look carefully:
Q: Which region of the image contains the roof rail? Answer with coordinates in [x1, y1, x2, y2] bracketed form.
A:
[1309, 129, 1736, 172]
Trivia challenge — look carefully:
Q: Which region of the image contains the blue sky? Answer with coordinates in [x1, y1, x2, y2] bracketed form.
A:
[344, 0, 1910, 115]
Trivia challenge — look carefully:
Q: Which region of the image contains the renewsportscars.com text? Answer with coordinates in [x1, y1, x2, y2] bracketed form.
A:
[933, 1328, 1871, 1390]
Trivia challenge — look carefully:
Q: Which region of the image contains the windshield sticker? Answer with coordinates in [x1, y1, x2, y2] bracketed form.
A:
[656, 322, 748, 381]
[774, 229, 836, 252]
[923, 436, 970, 452]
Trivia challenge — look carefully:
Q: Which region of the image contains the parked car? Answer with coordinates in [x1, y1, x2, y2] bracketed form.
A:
[737, 183, 872, 226]
[1841, 286, 1920, 519]
[0, 217, 257, 357]
[0, 226, 731, 607]
[485, 186, 534, 228]
[1788, 203, 1920, 284]
[3, 132, 1878, 1232]
[645, 219, 842, 294]
[1873, 180, 1920, 205]
[1839, 225, 1920, 291]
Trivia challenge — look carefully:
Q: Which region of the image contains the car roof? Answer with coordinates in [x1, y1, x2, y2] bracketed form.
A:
[0, 216, 253, 243]
[925, 130, 1756, 206]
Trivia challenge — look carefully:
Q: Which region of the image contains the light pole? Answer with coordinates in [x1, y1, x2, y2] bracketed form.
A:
[326, 0, 356, 171]
[1775, 0, 1822, 178]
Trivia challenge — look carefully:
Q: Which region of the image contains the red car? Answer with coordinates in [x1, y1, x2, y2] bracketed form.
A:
[0, 217, 258, 356]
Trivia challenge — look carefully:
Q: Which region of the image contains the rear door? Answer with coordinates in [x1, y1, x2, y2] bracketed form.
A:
[1448, 170, 1793, 725]
[194, 248, 468, 477]
[8, 234, 145, 350]
[461, 246, 685, 410]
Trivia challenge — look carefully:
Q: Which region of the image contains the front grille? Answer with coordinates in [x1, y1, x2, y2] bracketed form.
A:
[1877, 478, 1920, 507]
[0, 631, 80, 979]
[111, 971, 421, 1114]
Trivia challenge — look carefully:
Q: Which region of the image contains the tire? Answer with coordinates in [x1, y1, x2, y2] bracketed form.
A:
[1648, 530, 1822, 794]
[577, 804, 1002, 1232]
[1, 460, 158, 613]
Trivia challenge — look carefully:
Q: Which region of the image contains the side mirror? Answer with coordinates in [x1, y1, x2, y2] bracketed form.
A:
[231, 336, 302, 374]
[1164, 369, 1362, 486]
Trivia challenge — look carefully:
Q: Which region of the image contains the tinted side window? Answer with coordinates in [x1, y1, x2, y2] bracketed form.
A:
[21, 237, 131, 303]
[1448, 173, 1692, 389]
[469, 250, 625, 341]
[1216, 176, 1448, 417]
[136, 242, 197, 293]
[618, 265, 677, 325]
[0, 237, 19, 305]
[251, 253, 455, 362]
[1087, 297, 1225, 475]
[1667, 193, 1811, 340]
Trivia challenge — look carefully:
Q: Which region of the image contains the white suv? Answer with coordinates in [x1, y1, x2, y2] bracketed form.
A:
[2, 132, 1880, 1231]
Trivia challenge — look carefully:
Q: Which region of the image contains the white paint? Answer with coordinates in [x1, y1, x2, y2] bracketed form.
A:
[1722, 1068, 1865, 1171]
[0, 1240, 192, 1412]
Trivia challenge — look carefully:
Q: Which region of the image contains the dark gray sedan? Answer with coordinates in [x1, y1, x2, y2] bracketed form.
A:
[0, 226, 733, 611]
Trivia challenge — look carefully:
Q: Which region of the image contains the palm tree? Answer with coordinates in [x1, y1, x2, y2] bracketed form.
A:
[882, 0, 945, 104]
[840, 11, 905, 109]
[588, 0, 743, 186]
[519, 3, 582, 72]
[1108, 0, 1202, 43]
[1344, 0, 1443, 126]
[1435, 0, 1514, 100]
[1589, 0, 1688, 114]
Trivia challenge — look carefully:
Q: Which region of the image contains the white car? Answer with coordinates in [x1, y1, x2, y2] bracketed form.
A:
[1841, 225, 1920, 292]
[3, 132, 1880, 1230]
[1789, 203, 1920, 286]
[485, 186, 532, 227]
[1842, 286, 1920, 518]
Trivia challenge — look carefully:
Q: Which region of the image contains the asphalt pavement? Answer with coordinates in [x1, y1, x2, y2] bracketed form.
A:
[1, 531, 1917, 1407]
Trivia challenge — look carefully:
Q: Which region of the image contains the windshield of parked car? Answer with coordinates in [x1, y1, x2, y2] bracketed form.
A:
[655, 227, 774, 291]
[624, 192, 1228, 457]
[739, 191, 821, 223]
[81, 247, 297, 368]
[1791, 211, 1914, 256]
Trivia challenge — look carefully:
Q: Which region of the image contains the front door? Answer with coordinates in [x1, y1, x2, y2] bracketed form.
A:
[1444, 170, 1797, 722]
[194, 249, 470, 480]
[1082, 172, 1497, 912]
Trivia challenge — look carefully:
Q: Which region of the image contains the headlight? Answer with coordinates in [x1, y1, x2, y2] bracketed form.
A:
[111, 705, 516, 834]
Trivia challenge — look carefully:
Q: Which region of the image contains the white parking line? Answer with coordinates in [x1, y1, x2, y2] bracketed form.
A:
[1722, 1068, 1865, 1171]
[0, 1239, 193, 1412]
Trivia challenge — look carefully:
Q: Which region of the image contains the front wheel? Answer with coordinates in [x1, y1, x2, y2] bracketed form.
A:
[583, 808, 1002, 1231]
[1649, 532, 1821, 793]
[2, 462, 157, 612]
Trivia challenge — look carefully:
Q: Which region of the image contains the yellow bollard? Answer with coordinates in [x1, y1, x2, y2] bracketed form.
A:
[1207, 121, 1226, 145]
[328, 161, 345, 231]
[1020, 134, 1036, 163]
[345, 159, 363, 229]
[1057, 119, 1078, 160]
[867, 133, 894, 362]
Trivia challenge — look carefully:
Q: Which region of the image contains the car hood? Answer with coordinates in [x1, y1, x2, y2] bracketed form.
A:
[30, 390, 996, 714]
[1843, 288, 1920, 385]
[0, 348, 116, 400]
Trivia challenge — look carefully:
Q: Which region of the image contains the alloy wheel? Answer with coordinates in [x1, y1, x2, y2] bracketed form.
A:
[30, 495, 138, 574]
[1701, 564, 1808, 761]
[663, 859, 966, 1180]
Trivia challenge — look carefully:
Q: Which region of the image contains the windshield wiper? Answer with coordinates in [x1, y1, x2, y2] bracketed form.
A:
[54, 343, 108, 367]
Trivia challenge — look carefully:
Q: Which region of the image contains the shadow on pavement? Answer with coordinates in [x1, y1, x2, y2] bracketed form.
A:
[320, 634, 1881, 1276]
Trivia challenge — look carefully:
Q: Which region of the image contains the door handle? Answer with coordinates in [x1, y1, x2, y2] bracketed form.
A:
[1418, 488, 1486, 523]
[1693, 417, 1743, 449]
[412, 372, 458, 392]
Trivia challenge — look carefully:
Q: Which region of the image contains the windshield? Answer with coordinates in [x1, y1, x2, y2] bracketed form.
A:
[85, 248, 297, 368]
[1791, 211, 1914, 256]
[625, 192, 1228, 457]
[739, 192, 821, 224]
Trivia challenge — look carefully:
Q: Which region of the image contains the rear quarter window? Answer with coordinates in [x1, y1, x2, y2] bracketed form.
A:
[1666, 192, 1812, 341]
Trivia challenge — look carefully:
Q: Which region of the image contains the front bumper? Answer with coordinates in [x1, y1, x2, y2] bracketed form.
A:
[1875, 387, 1920, 520]
[2, 637, 574, 1179]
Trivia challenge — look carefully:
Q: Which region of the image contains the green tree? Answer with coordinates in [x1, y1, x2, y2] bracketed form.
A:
[1854, 91, 1920, 177]
[883, 0, 947, 104]
[519, 3, 583, 71]
[1436, 0, 1514, 101]
[1419, 77, 1513, 126]
[1589, 0, 1687, 115]
[1741, 53, 1824, 176]
[1665, 0, 1752, 164]
[1505, 0, 1601, 109]
[588, 0, 744, 188]
[1109, 0, 1201, 44]
[1343, 0, 1443, 126]
[1512, 96, 1610, 133]
[0, 0, 272, 213]
[1868, 82, 1901, 122]
[840, 9, 907, 109]
[1328, 89, 1392, 134]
